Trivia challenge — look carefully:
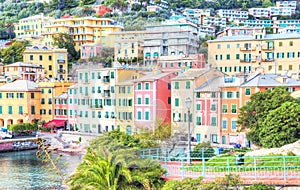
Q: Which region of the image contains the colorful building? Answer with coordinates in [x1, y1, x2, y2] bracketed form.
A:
[216, 9, 248, 21]
[73, 67, 141, 133]
[80, 43, 102, 62]
[42, 17, 123, 50]
[54, 93, 68, 121]
[67, 84, 79, 131]
[134, 71, 177, 132]
[4, 62, 45, 81]
[111, 31, 145, 65]
[23, 45, 68, 80]
[208, 30, 300, 76]
[14, 14, 53, 39]
[0, 80, 41, 128]
[143, 21, 199, 66]
[171, 68, 224, 138]
[115, 77, 135, 134]
[38, 81, 73, 122]
[158, 54, 205, 72]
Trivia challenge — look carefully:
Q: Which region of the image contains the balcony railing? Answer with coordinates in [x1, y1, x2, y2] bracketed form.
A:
[58, 69, 66, 74]
[240, 47, 256, 51]
[263, 58, 274, 62]
[240, 59, 254, 63]
[57, 60, 65, 64]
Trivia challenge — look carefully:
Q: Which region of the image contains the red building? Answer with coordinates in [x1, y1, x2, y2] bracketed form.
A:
[92, 5, 111, 16]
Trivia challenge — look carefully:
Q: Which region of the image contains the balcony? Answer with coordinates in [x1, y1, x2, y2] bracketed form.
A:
[263, 58, 274, 62]
[262, 46, 274, 51]
[103, 77, 110, 83]
[58, 69, 66, 74]
[240, 59, 255, 63]
[240, 47, 256, 51]
[57, 59, 66, 64]
[90, 104, 103, 109]
[103, 91, 110, 98]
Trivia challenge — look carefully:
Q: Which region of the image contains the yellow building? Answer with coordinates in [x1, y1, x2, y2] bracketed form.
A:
[115, 77, 135, 133]
[38, 81, 73, 122]
[42, 17, 123, 50]
[0, 80, 41, 128]
[111, 31, 145, 65]
[208, 31, 300, 76]
[23, 45, 68, 80]
[14, 14, 53, 39]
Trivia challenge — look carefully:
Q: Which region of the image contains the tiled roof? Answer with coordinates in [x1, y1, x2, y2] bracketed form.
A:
[208, 33, 300, 42]
[195, 76, 222, 92]
[172, 68, 211, 80]
[134, 71, 174, 82]
[241, 73, 300, 87]
[0, 80, 39, 92]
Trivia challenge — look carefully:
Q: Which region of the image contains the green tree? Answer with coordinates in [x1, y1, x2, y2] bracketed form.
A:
[238, 87, 298, 147]
[259, 102, 300, 148]
[262, 0, 272, 8]
[1, 40, 29, 64]
[52, 33, 79, 61]
[68, 148, 133, 190]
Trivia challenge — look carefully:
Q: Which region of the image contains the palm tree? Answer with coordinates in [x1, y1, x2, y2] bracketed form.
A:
[68, 148, 132, 190]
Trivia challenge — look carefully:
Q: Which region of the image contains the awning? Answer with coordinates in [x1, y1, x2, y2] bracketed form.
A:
[43, 119, 67, 128]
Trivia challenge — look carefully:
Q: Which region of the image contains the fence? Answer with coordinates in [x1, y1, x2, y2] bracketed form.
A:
[141, 148, 300, 185]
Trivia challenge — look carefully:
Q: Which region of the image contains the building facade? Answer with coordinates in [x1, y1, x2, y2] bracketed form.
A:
[80, 43, 102, 61]
[208, 31, 300, 76]
[42, 17, 123, 50]
[23, 45, 68, 80]
[143, 22, 199, 66]
[4, 62, 45, 81]
[216, 9, 248, 20]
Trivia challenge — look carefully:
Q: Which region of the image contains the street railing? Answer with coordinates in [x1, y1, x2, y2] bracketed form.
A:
[140, 148, 300, 185]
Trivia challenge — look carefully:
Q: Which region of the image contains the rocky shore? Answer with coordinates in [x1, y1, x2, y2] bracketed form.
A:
[246, 140, 300, 156]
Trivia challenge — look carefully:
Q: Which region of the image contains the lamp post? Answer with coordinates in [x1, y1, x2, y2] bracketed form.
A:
[185, 97, 192, 165]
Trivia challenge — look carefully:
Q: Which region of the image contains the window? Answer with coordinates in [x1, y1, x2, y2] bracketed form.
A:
[211, 104, 216, 111]
[48, 89, 52, 93]
[168, 83, 171, 90]
[196, 104, 201, 111]
[174, 82, 179, 89]
[137, 111, 142, 120]
[168, 97, 171, 104]
[211, 116, 216, 126]
[98, 111, 101, 118]
[196, 92, 200, 98]
[137, 83, 142, 90]
[0, 106, 1, 114]
[41, 98, 45, 104]
[145, 111, 149, 120]
[211, 92, 216, 98]
[226, 54, 230, 60]
[145, 83, 150, 90]
[217, 44, 221, 49]
[186, 81, 190, 89]
[110, 71, 115, 79]
[289, 65, 293, 70]
[91, 73, 95, 79]
[279, 42, 283, 47]
[175, 98, 179, 107]
[232, 120, 237, 130]
[236, 54, 240, 60]
[145, 97, 150, 105]
[222, 104, 228, 113]
[196, 116, 201, 125]
[289, 41, 293, 46]
[279, 65, 282, 71]
[39, 55, 43, 61]
[31, 106, 35, 114]
[287, 52, 295, 58]
[30, 55, 33, 61]
[231, 104, 237, 113]
[227, 92, 233, 98]
[245, 88, 251, 96]
[222, 120, 227, 129]
[277, 52, 284, 58]
[227, 44, 230, 49]
[48, 55, 52, 61]
[31, 93, 34, 99]
[137, 97, 142, 105]
[8, 106, 12, 114]
[236, 44, 240, 48]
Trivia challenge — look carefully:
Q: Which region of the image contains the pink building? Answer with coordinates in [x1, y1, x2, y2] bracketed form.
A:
[157, 54, 205, 72]
[80, 43, 101, 62]
[134, 71, 177, 131]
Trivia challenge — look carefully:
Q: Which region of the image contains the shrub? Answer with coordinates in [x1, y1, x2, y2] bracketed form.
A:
[244, 182, 275, 190]
[287, 151, 296, 156]
[191, 142, 215, 159]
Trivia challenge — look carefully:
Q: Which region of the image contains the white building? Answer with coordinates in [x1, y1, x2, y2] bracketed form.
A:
[216, 9, 248, 21]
